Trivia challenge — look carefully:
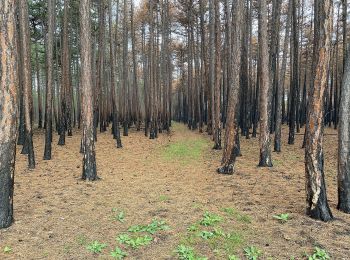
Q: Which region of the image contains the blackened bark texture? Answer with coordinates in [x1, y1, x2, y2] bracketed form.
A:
[199, 0, 208, 133]
[130, 0, 140, 131]
[269, 0, 282, 134]
[208, 0, 215, 137]
[213, 0, 222, 150]
[288, 0, 299, 145]
[342, 0, 347, 71]
[258, 0, 273, 167]
[62, 0, 72, 136]
[305, 0, 333, 221]
[19, 0, 35, 169]
[44, 0, 55, 160]
[35, 43, 43, 129]
[338, 46, 350, 213]
[275, 0, 291, 152]
[58, 0, 72, 144]
[0, 0, 17, 228]
[122, 0, 129, 137]
[109, 0, 122, 148]
[217, 0, 244, 174]
[80, 0, 97, 181]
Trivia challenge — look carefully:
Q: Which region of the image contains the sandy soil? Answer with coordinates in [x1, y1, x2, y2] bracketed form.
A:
[0, 123, 349, 260]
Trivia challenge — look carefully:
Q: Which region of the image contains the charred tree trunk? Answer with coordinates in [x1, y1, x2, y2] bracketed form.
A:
[44, 0, 55, 160]
[0, 0, 17, 229]
[213, 0, 222, 150]
[258, 0, 273, 167]
[288, 0, 299, 145]
[19, 0, 35, 169]
[274, 0, 291, 152]
[109, 0, 122, 148]
[80, 0, 97, 180]
[305, 0, 333, 221]
[338, 46, 350, 213]
[217, 0, 244, 174]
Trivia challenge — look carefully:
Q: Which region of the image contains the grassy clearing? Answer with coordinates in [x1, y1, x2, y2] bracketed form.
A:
[162, 138, 210, 164]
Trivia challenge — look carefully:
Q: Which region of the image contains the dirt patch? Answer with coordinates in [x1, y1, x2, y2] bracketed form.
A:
[0, 123, 349, 259]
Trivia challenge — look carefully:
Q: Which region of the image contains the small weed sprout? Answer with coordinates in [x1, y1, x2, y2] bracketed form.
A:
[111, 208, 125, 223]
[3, 246, 12, 253]
[86, 241, 107, 254]
[175, 244, 207, 260]
[110, 247, 128, 259]
[116, 233, 152, 249]
[273, 213, 290, 223]
[244, 246, 262, 260]
[307, 247, 330, 260]
[200, 212, 222, 226]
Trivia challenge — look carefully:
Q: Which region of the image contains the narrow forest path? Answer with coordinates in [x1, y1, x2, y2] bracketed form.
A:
[0, 123, 349, 259]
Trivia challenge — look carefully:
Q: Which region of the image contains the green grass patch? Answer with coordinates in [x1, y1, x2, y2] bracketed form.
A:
[162, 138, 209, 164]
[86, 240, 107, 254]
[128, 219, 169, 234]
[116, 234, 152, 249]
[221, 207, 252, 223]
[175, 244, 208, 260]
[159, 195, 170, 202]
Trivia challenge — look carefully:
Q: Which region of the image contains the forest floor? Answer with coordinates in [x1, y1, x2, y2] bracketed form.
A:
[0, 122, 349, 260]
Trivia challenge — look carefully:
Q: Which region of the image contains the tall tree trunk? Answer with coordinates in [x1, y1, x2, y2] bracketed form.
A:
[35, 43, 43, 129]
[217, 0, 244, 174]
[258, 0, 273, 167]
[122, 0, 129, 137]
[44, 0, 56, 160]
[0, 0, 17, 229]
[305, 0, 333, 221]
[213, 0, 222, 149]
[288, 0, 299, 145]
[109, 0, 122, 148]
[338, 46, 350, 213]
[209, 0, 215, 137]
[80, 0, 97, 180]
[19, 0, 35, 169]
[275, 0, 292, 152]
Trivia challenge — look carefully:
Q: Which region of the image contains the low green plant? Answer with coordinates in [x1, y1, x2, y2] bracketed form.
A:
[221, 208, 251, 223]
[222, 207, 236, 216]
[159, 195, 170, 202]
[187, 224, 199, 232]
[86, 241, 107, 254]
[112, 208, 125, 223]
[175, 244, 207, 260]
[200, 212, 222, 226]
[273, 213, 290, 223]
[307, 247, 330, 260]
[244, 246, 262, 260]
[117, 233, 152, 249]
[110, 247, 128, 259]
[128, 219, 169, 234]
[199, 231, 215, 240]
[228, 255, 240, 260]
[3, 246, 12, 253]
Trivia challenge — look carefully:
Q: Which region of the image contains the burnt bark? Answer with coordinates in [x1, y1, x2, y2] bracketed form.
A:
[338, 46, 350, 213]
[218, 0, 244, 174]
[44, 0, 55, 160]
[80, 0, 98, 180]
[0, 0, 17, 228]
[258, 0, 273, 167]
[19, 0, 35, 169]
[305, 0, 333, 221]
